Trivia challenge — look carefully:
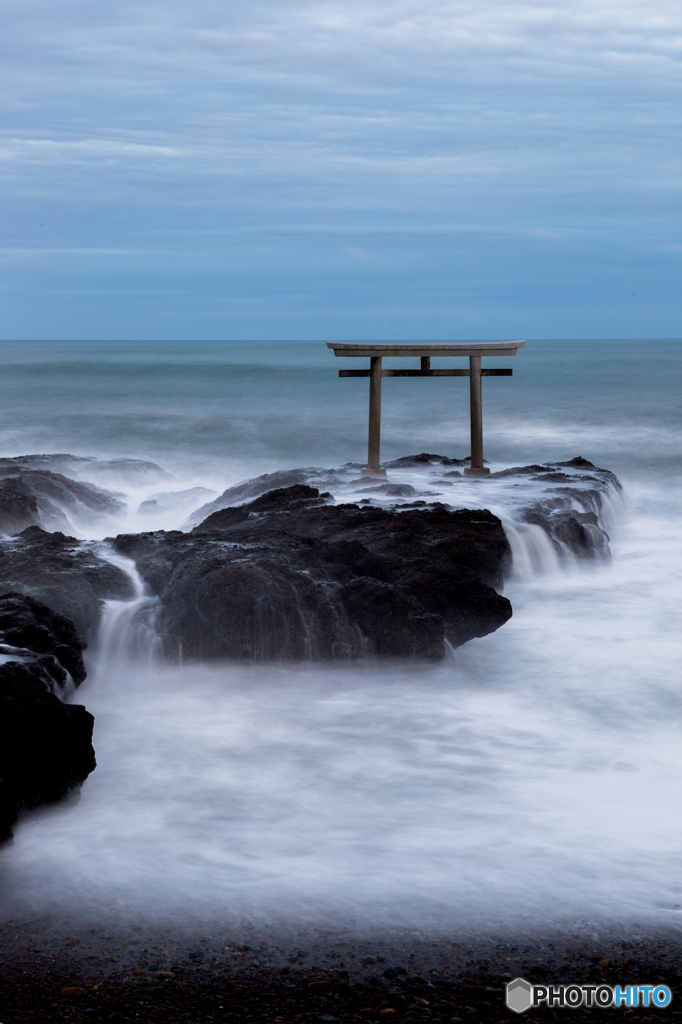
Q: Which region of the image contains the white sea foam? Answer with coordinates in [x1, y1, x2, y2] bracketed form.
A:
[1, 477, 680, 937]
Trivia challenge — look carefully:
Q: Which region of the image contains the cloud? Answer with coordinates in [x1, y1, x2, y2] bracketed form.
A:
[0, 0, 679, 336]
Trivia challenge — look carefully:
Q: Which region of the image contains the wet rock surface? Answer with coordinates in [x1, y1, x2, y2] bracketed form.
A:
[0, 921, 679, 1024]
[0, 459, 127, 535]
[497, 457, 621, 561]
[114, 486, 512, 662]
[194, 486, 510, 588]
[0, 453, 171, 488]
[0, 527, 134, 638]
[0, 455, 621, 653]
[185, 455, 620, 566]
[0, 591, 87, 688]
[0, 593, 95, 842]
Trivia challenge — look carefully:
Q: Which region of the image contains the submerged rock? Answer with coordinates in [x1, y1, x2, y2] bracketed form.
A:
[114, 484, 512, 663]
[137, 486, 216, 516]
[0, 526, 134, 638]
[0, 593, 95, 842]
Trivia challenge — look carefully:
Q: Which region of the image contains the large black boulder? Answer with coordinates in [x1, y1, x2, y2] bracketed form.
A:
[113, 485, 512, 663]
[194, 485, 510, 588]
[0, 593, 95, 842]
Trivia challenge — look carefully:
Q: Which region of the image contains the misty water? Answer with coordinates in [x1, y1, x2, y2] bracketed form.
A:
[0, 339, 681, 940]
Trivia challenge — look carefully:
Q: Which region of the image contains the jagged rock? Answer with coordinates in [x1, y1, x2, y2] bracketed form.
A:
[0, 453, 171, 488]
[0, 591, 86, 688]
[486, 457, 619, 560]
[382, 453, 470, 468]
[0, 526, 134, 637]
[113, 484, 512, 663]
[0, 477, 52, 535]
[356, 483, 417, 496]
[185, 468, 314, 527]
[520, 500, 610, 559]
[0, 464, 125, 535]
[195, 486, 510, 588]
[0, 593, 95, 842]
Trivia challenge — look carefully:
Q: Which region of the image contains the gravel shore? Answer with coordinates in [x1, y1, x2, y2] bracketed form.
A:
[1, 918, 681, 1023]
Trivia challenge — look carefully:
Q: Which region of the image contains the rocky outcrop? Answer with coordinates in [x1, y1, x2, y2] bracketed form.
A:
[0, 453, 171, 488]
[185, 468, 328, 528]
[0, 591, 86, 689]
[114, 484, 512, 663]
[0, 463, 125, 535]
[194, 485, 510, 587]
[0, 526, 134, 637]
[0, 593, 95, 842]
[500, 457, 620, 561]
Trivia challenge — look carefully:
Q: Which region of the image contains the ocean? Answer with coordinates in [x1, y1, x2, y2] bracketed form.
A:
[0, 338, 680, 942]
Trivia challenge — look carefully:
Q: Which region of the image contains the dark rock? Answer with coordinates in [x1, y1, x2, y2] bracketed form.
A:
[247, 483, 328, 511]
[555, 455, 596, 468]
[357, 483, 416, 496]
[186, 469, 313, 526]
[113, 488, 512, 662]
[489, 464, 551, 478]
[553, 455, 622, 488]
[0, 527, 134, 637]
[195, 488, 510, 588]
[345, 576, 444, 659]
[382, 453, 470, 468]
[0, 475, 67, 535]
[0, 464, 125, 535]
[0, 453, 170, 488]
[520, 489, 612, 560]
[0, 591, 86, 687]
[113, 530, 374, 662]
[484, 458, 620, 560]
[396, 561, 512, 646]
[0, 594, 95, 842]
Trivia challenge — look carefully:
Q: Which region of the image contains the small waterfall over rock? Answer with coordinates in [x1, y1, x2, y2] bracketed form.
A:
[95, 547, 162, 668]
[503, 521, 562, 580]
[502, 476, 627, 578]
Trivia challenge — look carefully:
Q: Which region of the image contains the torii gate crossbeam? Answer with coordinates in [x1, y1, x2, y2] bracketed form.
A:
[327, 341, 525, 477]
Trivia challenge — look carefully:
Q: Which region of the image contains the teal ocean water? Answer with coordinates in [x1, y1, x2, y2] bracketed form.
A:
[0, 339, 679, 484]
[0, 338, 681, 937]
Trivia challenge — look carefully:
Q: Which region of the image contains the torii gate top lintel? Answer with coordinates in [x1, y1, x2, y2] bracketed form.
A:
[327, 341, 525, 358]
[327, 339, 525, 478]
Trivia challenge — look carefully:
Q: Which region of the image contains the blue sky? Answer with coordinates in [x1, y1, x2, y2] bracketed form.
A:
[1, 0, 680, 339]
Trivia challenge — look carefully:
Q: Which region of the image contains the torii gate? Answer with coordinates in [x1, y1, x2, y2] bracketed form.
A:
[327, 341, 525, 477]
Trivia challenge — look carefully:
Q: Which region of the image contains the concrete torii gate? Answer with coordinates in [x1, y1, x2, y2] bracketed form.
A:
[327, 341, 525, 477]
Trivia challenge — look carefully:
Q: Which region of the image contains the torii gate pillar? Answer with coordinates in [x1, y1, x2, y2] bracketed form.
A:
[368, 356, 384, 475]
[466, 354, 487, 477]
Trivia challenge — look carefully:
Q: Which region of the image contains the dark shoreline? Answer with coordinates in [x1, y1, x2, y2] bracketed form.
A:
[1, 920, 681, 1023]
